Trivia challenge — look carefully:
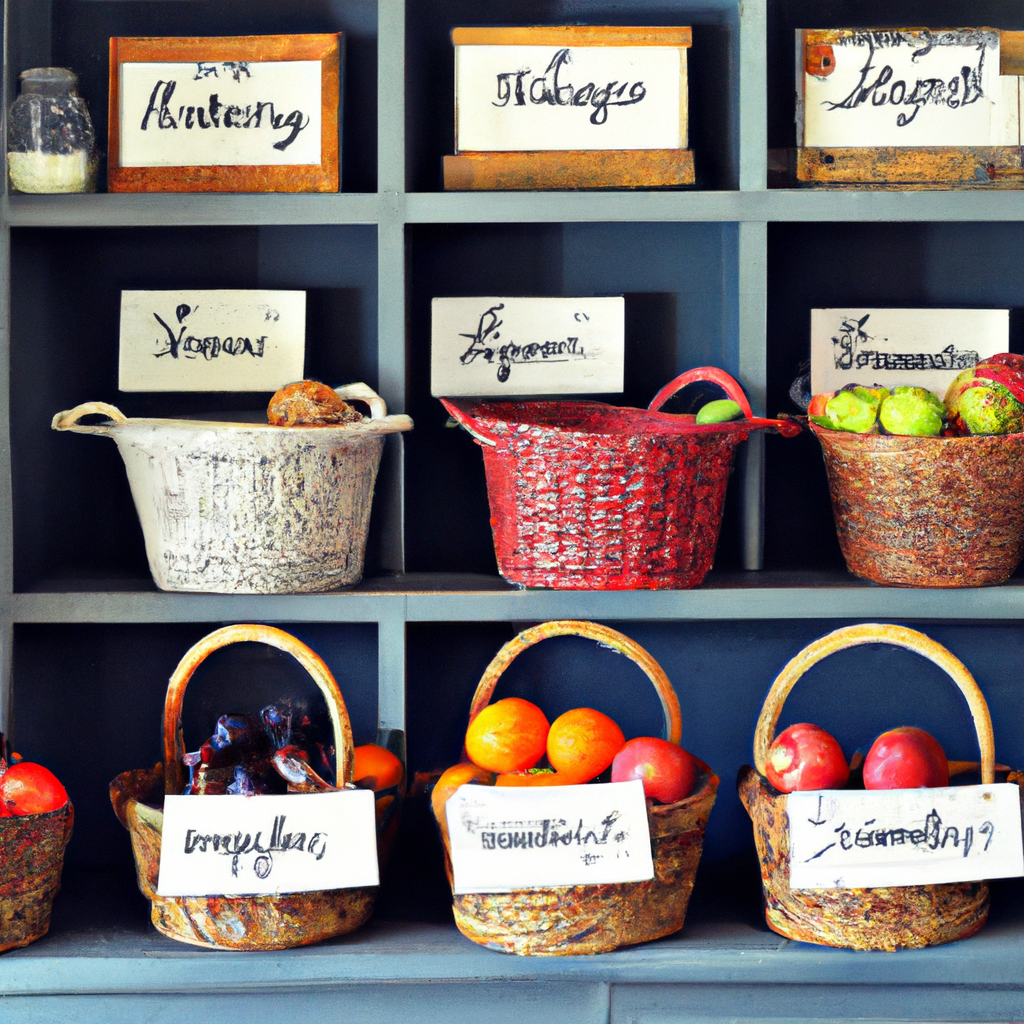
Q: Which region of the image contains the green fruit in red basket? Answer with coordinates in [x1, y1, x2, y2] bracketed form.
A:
[823, 391, 878, 434]
[695, 399, 743, 425]
[863, 727, 949, 790]
[0, 762, 68, 815]
[766, 723, 849, 793]
[878, 390, 943, 437]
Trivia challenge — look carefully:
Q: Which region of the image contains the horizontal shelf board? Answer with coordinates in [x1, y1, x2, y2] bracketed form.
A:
[12, 572, 1024, 622]
[4, 871, 1024, 999]
[6, 192, 380, 227]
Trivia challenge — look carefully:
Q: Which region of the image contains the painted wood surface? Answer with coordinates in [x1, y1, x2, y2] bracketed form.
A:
[108, 35, 340, 192]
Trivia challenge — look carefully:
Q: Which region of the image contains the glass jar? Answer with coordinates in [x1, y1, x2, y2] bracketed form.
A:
[7, 67, 98, 193]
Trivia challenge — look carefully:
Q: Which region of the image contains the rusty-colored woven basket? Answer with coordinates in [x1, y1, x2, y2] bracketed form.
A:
[812, 423, 1024, 587]
[0, 800, 74, 953]
[434, 619, 719, 956]
[739, 623, 1005, 952]
[110, 623, 388, 951]
[443, 369, 799, 590]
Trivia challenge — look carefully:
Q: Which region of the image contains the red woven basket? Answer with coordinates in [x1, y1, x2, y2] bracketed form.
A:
[442, 368, 800, 590]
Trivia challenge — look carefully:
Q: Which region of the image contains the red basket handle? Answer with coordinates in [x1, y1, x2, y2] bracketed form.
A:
[649, 367, 754, 418]
[440, 398, 500, 446]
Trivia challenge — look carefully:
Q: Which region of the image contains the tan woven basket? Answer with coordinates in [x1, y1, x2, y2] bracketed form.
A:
[110, 623, 386, 951]
[739, 622, 1010, 951]
[434, 619, 719, 956]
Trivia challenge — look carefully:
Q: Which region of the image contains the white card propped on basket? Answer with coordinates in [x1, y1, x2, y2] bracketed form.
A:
[157, 790, 379, 897]
[788, 785, 1024, 890]
[810, 307, 1008, 398]
[445, 779, 654, 894]
[431, 295, 624, 397]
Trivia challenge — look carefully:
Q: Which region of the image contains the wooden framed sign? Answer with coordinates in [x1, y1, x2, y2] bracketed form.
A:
[108, 34, 340, 192]
[119, 289, 306, 392]
[431, 296, 625, 397]
[788, 786, 1024, 890]
[810, 308, 1008, 398]
[445, 26, 694, 190]
[796, 28, 1024, 185]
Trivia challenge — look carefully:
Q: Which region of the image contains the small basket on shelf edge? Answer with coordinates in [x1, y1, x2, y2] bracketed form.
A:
[433, 619, 719, 956]
[110, 623, 399, 951]
[739, 622, 1020, 951]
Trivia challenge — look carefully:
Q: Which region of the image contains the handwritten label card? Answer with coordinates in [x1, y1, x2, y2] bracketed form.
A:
[810, 308, 1008, 398]
[789, 785, 1024, 890]
[446, 780, 653, 894]
[431, 296, 624, 397]
[119, 289, 306, 392]
[455, 40, 686, 151]
[157, 791, 378, 897]
[119, 60, 323, 167]
[800, 29, 1020, 148]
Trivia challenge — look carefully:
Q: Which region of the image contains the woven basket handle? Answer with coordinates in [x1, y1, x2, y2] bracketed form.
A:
[466, 620, 682, 749]
[51, 401, 128, 434]
[162, 624, 355, 796]
[649, 367, 754, 418]
[753, 623, 995, 785]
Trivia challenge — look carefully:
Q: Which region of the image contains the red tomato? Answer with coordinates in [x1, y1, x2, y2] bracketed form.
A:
[0, 762, 68, 815]
[807, 392, 835, 418]
[863, 727, 949, 790]
[610, 737, 699, 804]
[766, 723, 849, 793]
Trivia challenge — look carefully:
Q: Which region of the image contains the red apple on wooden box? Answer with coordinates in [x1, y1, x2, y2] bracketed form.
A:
[863, 727, 949, 790]
[611, 737, 699, 804]
[766, 723, 850, 793]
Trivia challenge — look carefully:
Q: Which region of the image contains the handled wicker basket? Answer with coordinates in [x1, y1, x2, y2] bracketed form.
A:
[739, 622, 1015, 951]
[110, 623, 388, 951]
[434, 619, 719, 956]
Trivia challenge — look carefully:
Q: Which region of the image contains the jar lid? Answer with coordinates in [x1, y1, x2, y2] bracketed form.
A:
[18, 67, 79, 96]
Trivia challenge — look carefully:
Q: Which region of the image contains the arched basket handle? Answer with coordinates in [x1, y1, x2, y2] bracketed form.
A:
[162, 624, 355, 796]
[334, 383, 387, 421]
[649, 367, 754, 418]
[51, 402, 128, 434]
[465, 620, 682, 755]
[753, 624, 995, 785]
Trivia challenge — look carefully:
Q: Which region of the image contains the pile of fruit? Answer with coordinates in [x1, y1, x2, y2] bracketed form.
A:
[433, 697, 703, 817]
[809, 353, 1024, 438]
[766, 722, 950, 793]
[0, 733, 68, 817]
[180, 703, 402, 799]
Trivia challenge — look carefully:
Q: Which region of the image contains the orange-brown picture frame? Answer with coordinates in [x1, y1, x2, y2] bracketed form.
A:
[108, 34, 341, 193]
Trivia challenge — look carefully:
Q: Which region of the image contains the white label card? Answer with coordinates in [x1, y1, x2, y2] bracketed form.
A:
[800, 30, 1020, 148]
[810, 308, 1008, 398]
[431, 296, 624, 397]
[455, 45, 685, 151]
[446, 780, 654, 894]
[788, 785, 1024, 890]
[119, 60, 323, 167]
[157, 791, 379, 897]
[119, 289, 306, 392]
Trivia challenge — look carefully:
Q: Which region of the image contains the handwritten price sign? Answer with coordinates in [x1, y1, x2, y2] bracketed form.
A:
[157, 791, 378, 897]
[446, 780, 653, 894]
[431, 296, 624, 397]
[788, 785, 1024, 890]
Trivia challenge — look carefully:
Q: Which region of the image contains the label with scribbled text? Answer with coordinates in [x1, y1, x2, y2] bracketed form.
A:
[788, 785, 1024, 890]
[446, 780, 653, 894]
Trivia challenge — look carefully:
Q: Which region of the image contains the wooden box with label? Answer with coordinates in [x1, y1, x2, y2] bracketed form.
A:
[793, 27, 1024, 187]
[444, 26, 694, 190]
[107, 34, 341, 192]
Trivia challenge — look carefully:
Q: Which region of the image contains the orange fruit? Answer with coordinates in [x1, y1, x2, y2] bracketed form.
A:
[353, 744, 404, 791]
[495, 770, 570, 788]
[546, 708, 626, 784]
[432, 762, 497, 843]
[464, 698, 550, 773]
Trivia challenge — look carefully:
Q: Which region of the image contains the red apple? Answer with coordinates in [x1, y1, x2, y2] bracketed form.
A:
[0, 762, 68, 815]
[766, 723, 849, 793]
[611, 737, 699, 804]
[863, 727, 949, 790]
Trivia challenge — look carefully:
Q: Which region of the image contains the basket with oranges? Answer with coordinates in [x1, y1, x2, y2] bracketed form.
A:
[431, 619, 719, 956]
